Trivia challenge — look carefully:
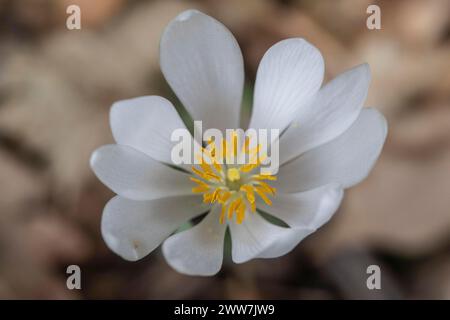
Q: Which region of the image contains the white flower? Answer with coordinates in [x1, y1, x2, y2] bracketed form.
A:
[90, 9, 387, 276]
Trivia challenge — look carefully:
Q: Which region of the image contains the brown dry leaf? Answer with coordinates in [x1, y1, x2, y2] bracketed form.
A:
[57, 0, 126, 28]
[0, 0, 193, 203]
[0, 58, 110, 201]
[389, 104, 450, 155]
[380, 0, 450, 49]
[0, 150, 44, 218]
[0, 212, 91, 299]
[309, 147, 450, 260]
[410, 253, 450, 299]
[295, 0, 374, 42]
[356, 39, 450, 116]
[231, 6, 354, 80]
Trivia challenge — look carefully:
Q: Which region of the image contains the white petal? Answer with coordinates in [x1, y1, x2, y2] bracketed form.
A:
[256, 228, 313, 259]
[280, 64, 371, 164]
[229, 211, 303, 263]
[257, 184, 344, 229]
[275, 108, 387, 193]
[101, 195, 206, 261]
[249, 38, 324, 132]
[90, 144, 192, 200]
[254, 184, 344, 258]
[160, 10, 244, 131]
[162, 206, 226, 276]
[110, 96, 190, 166]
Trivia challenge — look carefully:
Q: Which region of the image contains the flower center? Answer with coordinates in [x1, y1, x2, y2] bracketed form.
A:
[190, 131, 277, 224]
[226, 168, 240, 182]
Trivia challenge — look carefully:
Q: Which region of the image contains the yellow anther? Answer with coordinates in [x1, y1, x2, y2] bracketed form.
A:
[241, 136, 250, 154]
[190, 177, 208, 187]
[254, 186, 272, 206]
[190, 131, 277, 224]
[219, 190, 231, 203]
[192, 167, 221, 182]
[257, 181, 276, 195]
[192, 185, 209, 193]
[240, 185, 255, 203]
[228, 198, 240, 219]
[250, 201, 256, 213]
[253, 174, 277, 181]
[219, 204, 226, 224]
[236, 201, 245, 224]
[231, 132, 238, 156]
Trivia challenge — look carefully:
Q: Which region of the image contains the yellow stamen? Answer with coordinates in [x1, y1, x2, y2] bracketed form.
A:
[219, 190, 231, 203]
[201, 147, 223, 173]
[203, 192, 213, 203]
[192, 167, 221, 182]
[228, 198, 240, 219]
[219, 204, 227, 224]
[192, 185, 209, 193]
[257, 181, 276, 195]
[211, 188, 221, 203]
[252, 174, 277, 181]
[241, 136, 250, 154]
[190, 177, 208, 187]
[236, 200, 245, 224]
[240, 185, 255, 204]
[254, 186, 272, 206]
[232, 132, 238, 156]
[189, 130, 277, 224]
[250, 201, 256, 213]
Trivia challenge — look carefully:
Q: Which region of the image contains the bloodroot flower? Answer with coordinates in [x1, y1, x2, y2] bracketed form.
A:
[90, 10, 387, 276]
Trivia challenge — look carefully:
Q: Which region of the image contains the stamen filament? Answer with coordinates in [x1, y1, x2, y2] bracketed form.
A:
[189, 130, 277, 224]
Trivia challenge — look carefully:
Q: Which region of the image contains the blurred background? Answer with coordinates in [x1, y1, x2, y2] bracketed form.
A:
[0, 0, 449, 299]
